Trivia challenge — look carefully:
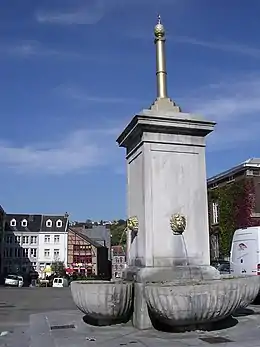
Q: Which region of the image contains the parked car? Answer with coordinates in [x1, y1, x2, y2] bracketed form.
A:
[217, 262, 230, 274]
[230, 226, 260, 276]
[5, 274, 23, 287]
[17, 276, 24, 287]
[52, 277, 69, 288]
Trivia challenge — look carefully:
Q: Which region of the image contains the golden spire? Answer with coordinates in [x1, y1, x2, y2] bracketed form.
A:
[154, 14, 167, 99]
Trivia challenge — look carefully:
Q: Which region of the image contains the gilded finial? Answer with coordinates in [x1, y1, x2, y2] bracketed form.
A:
[154, 14, 165, 38]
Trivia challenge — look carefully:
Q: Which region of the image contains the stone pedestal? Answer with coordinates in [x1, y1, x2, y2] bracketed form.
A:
[117, 98, 217, 329]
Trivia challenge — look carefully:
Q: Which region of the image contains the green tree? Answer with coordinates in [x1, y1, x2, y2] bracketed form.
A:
[110, 220, 126, 246]
[51, 261, 66, 277]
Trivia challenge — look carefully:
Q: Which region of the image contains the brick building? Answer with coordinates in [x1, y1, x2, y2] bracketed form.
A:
[67, 227, 111, 279]
[207, 158, 260, 260]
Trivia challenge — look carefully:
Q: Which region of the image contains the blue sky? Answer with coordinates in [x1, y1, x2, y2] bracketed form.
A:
[0, 0, 260, 220]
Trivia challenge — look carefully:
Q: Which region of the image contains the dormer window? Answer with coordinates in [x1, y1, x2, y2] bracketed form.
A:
[10, 218, 16, 227]
[56, 219, 62, 228]
[21, 219, 28, 227]
[46, 219, 52, 228]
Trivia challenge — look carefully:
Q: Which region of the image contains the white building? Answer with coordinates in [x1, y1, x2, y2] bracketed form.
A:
[3, 213, 69, 276]
[38, 215, 69, 276]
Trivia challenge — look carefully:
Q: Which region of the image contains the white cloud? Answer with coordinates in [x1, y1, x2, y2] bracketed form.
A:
[55, 85, 138, 104]
[174, 36, 260, 59]
[181, 75, 260, 152]
[35, 0, 105, 25]
[0, 40, 81, 59]
[0, 128, 116, 175]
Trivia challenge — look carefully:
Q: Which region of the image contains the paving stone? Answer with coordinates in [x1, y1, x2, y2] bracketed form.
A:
[25, 305, 260, 347]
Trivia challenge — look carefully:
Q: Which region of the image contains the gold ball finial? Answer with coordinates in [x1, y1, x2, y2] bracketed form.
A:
[154, 14, 165, 38]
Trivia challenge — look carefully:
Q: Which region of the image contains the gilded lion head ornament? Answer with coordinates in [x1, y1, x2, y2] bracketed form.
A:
[127, 216, 139, 232]
[170, 213, 186, 235]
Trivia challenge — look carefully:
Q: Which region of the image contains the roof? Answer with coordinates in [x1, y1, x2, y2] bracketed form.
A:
[0, 205, 6, 215]
[5, 214, 69, 233]
[112, 245, 125, 256]
[69, 227, 104, 248]
[81, 226, 111, 249]
[207, 158, 260, 184]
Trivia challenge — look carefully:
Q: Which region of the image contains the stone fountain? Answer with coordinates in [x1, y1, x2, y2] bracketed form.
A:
[71, 15, 260, 331]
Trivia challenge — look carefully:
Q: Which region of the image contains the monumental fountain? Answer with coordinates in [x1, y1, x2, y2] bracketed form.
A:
[71, 16, 260, 331]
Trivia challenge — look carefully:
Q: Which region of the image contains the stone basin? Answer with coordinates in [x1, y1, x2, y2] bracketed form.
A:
[71, 280, 133, 325]
[144, 276, 260, 328]
[220, 274, 260, 308]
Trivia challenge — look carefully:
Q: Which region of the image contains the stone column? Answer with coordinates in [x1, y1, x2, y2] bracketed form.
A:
[117, 98, 218, 329]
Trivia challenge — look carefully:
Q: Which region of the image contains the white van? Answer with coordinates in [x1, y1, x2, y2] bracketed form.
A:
[230, 226, 260, 276]
[52, 277, 69, 288]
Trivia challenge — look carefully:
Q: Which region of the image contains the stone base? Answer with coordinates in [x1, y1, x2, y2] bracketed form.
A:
[123, 265, 220, 282]
[124, 265, 220, 330]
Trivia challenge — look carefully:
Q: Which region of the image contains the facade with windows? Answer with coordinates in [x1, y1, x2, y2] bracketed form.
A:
[3, 213, 69, 275]
[207, 158, 260, 260]
[37, 215, 69, 276]
[111, 245, 126, 278]
[0, 206, 6, 274]
[67, 228, 111, 279]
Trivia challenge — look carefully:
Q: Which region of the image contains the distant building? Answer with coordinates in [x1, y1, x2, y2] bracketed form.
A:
[3, 213, 69, 275]
[0, 206, 6, 274]
[207, 158, 260, 259]
[111, 245, 126, 278]
[70, 223, 111, 260]
[37, 215, 69, 277]
[67, 227, 111, 279]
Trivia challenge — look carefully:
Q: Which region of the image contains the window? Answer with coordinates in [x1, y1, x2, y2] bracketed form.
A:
[73, 255, 92, 264]
[44, 249, 50, 258]
[30, 236, 37, 244]
[14, 248, 20, 257]
[56, 219, 62, 228]
[54, 249, 60, 258]
[5, 235, 13, 244]
[21, 219, 28, 227]
[212, 202, 219, 225]
[22, 236, 29, 244]
[54, 235, 60, 243]
[15, 236, 21, 244]
[44, 235, 50, 243]
[23, 248, 29, 257]
[30, 248, 37, 258]
[4, 248, 13, 258]
[10, 218, 16, 227]
[46, 219, 52, 227]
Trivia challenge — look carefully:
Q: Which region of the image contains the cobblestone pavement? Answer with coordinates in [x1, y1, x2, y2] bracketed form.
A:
[29, 305, 260, 347]
[1, 287, 260, 347]
[0, 286, 75, 346]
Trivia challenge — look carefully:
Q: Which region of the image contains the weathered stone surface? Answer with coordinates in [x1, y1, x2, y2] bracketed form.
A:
[221, 275, 260, 308]
[144, 276, 260, 327]
[70, 281, 133, 325]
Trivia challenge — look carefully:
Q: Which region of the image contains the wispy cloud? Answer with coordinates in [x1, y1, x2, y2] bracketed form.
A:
[182, 75, 260, 152]
[35, 0, 105, 25]
[129, 30, 260, 60]
[0, 127, 116, 175]
[174, 36, 260, 59]
[0, 40, 81, 59]
[55, 85, 138, 104]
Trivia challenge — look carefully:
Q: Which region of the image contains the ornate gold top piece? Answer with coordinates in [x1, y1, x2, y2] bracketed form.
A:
[170, 214, 186, 235]
[154, 14, 165, 38]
